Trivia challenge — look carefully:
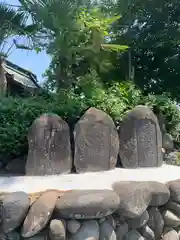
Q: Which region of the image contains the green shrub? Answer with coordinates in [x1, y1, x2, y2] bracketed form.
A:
[1, 72, 180, 160]
[142, 94, 180, 139]
[0, 73, 143, 159]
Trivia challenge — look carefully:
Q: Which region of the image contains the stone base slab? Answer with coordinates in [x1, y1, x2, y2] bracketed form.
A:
[0, 164, 180, 194]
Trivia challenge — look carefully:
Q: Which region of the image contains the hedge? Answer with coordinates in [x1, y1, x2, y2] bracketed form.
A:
[0, 75, 180, 161]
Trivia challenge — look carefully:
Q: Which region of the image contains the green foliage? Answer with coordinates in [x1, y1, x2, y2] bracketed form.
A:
[1, 71, 180, 159]
[142, 94, 180, 138]
[0, 74, 141, 158]
[110, 0, 180, 100]
[0, 2, 38, 56]
[175, 152, 180, 165]
[19, 0, 128, 90]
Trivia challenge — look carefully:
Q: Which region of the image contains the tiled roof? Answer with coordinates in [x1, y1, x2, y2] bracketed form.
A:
[3, 60, 39, 89]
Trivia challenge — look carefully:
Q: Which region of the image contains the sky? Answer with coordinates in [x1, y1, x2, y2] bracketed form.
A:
[3, 0, 51, 83]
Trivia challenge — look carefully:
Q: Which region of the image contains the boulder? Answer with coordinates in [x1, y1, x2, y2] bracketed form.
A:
[124, 230, 145, 240]
[164, 151, 180, 165]
[148, 207, 164, 239]
[23, 230, 48, 240]
[70, 220, 99, 240]
[148, 182, 170, 206]
[1, 192, 30, 233]
[21, 191, 59, 238]
[67, 220, 81, 234]
[167, 180, 180, 203]
[119, 105, 162, 168]
[128, 211, 149, 229]
[163, 228, 179, 240]
[163, 133, 174, 152]
[74, 107, 119, 173]
[139, 225, 155, 240]
[165, 201, 180, 217]
[6, 231, 21, 240]
[5, 155, 26, 175]
[49, 219, 66, 240]
[106, 215, 116, 229]
[163, 210, 180, 228]
[115, 222, 128, 239]
[26, 113, 72, 175]
[55, 190, 120, 219]
[112, 182, 152, 218]
[99, 221, 116, 240]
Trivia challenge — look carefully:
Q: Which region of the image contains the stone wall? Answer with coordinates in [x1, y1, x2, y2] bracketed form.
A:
[0, 105, 177, 240]
[1, 180, 180, 240]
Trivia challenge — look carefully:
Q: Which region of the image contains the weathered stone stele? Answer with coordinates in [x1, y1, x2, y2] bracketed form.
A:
[74, 107, 119, 173]
[119, 105, 162, 168]
[26, 113, 72, 175]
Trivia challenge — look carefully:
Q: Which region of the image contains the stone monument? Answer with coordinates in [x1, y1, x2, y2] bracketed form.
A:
[74, 107, 119, 173]
[119, 105, 163, 168]
[26, 113, 72, 175]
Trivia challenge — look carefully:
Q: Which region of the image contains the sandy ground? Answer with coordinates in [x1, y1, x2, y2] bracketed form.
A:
[0, 164, 179, 194]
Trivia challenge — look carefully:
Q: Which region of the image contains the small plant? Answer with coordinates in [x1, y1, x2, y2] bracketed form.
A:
[175, 152, 180, 165]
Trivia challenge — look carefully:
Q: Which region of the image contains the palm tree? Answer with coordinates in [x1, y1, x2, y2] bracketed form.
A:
[0, 2, 37, 96]
[19, 0, 128, 90]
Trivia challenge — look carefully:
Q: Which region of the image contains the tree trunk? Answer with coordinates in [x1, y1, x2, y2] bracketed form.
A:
[0, 57, 7, 97]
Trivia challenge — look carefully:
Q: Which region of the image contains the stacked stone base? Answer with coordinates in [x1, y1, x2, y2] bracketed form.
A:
[2, 209, 180, 240]
[2, 179, 180, 239]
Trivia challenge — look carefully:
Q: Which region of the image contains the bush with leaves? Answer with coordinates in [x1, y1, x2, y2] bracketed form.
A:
[141, 94, 180, 139]
[1, 73, 180, 161]
[0, 73, 142, 160]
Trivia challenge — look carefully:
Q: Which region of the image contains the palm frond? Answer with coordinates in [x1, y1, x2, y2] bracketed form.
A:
[0, 2, 39, 56]
[101, 43, 129, 52]
[0, 2, 25, 34]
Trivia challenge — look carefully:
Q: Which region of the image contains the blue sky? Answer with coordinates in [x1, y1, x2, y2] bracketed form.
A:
[3, 0, 51, 83]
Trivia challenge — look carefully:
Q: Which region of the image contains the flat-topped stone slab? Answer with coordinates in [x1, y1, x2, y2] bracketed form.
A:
[0, 164, 180, 194]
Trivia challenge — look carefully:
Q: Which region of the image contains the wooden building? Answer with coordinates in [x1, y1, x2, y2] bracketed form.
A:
[3, 60, 41, 96]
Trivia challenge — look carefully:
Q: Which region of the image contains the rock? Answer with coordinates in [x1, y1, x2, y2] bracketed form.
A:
[6, 231, 21, 240]
[23, 230, 48, 240]
[26, 113, 72, 175]
[148, 182, 170, 206]
[163, 133, 174, 152]
[5, 155, 26, 174]
[163, 228, 179, 240]
[70, 220, 99, 240]
[113, 213, 126, 224]
[0, 232, 6, 240]
[1, 192, 30, 233]
[55, 190, 120, 219]
[167, 180, 180, 203]
[112, 182, 152, 218]
[115, 222, 128, 239]
[154, 109, 166, 134]
[139, 225, 155, 240]
[106, 215, 116, 229]
[99, 221, 116, 240]
[74, 107, 119, 173]
[99, 217, 106, 224]
[128, 211, 149, 229]
[163, 210, 180, 227]
[165, 201, 180, 217]
[49, 219, 66, 240]
[21, 191, 59, 238]
[67, 220, 81, 234]
[124, 230, 145, 240]
[164, 151, 180, 166]
[148, 207, 164, 239]
[119, 105, 162, 168]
